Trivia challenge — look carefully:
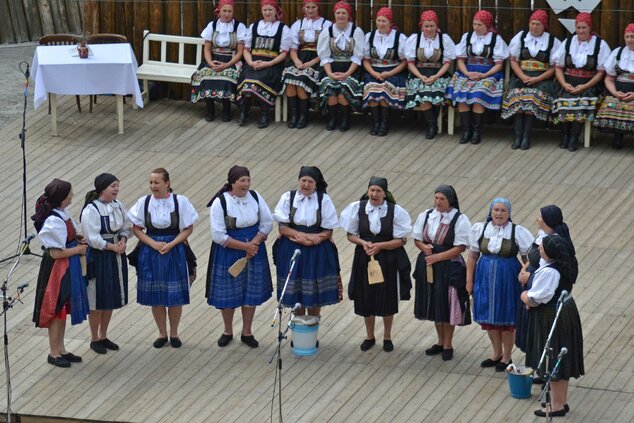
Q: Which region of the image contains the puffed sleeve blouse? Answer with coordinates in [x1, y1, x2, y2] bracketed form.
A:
[412, 208, 471, 246]
[39, 208, 74, 249]
[200, 19, 247, 46]
[127, 193, 199, 231]
[405, 32, 456, 64]
[290, 17, 332, 50]
[363, 29, 408, 60]
[455, 31, 509, 63]
[210, 191, 273, 245]
[507, 30, 562, 63]
[339, 200, 411, 239]
[469, 221, 533, 255]
[604, 45, 634, 76]
[317, 22, 365, 66]
[244, 20, 292, 53]
[552, 34, 611, 70]
[273, 191, 339, 230]
[80, 200, 133, 251]
[527, 259, 560, 304]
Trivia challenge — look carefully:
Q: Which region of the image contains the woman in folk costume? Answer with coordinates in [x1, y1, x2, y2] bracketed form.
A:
[282, 0, 332, 129]
[237, 0, 291, 128]
[362, 7, 408, 137]
[127, 168, 198, 349]
[502, 10, 562, 150]
[80, 173, 132, 355]
[32, 179, 89, 368]
[446, 10, 509, 145]
[594, 23, 634, 149]
[206, 166, 273, 348]
[412, 185, 471, 361]
[317, 1, 364, 131]
[191, 0, 247, 122]
[551, 12, 611, 152]
[466, 198, 532, 371]
[405, 10, 456, 139]
[340, 177, 412, 352]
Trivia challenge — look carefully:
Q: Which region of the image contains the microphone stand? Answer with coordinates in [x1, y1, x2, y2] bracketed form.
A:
[1, 238, 31, 423]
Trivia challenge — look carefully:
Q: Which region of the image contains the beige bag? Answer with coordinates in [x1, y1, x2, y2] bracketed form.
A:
[367, 255, 384, 285]
[228, 257, 248, 277]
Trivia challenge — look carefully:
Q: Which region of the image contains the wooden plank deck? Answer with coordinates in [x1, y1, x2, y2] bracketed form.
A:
[0, 95, 632, 422]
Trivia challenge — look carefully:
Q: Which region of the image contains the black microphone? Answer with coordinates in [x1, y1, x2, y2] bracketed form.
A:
[23, 233, 36, 244]
[557, 347, 568, 359]
[557, 290, 569, 304]
[17, 283, 29, 290]
[291, 249, 301, 261]
[25, 63, 30, 79]
[291, 302, 302, 312]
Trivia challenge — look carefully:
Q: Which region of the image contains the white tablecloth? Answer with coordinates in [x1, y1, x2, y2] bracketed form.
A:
[32, 43, 144, 110]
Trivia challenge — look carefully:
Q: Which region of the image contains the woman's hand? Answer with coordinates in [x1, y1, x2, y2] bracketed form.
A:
[332, 72, 346, 81]
[76, 244, 87, 256]
[245, 241, 259, 259]
[152, 240, 167, 252]
[379, 71, 391, 80]
[159, 242, 174, 255]
[425, 254, 441, 265]
[621, 92, 634, 102]
[420, 243, 433, 256]
[364, 242, 382, 256]
[373, 71, 384, 81]
[294, 59, 304, 69]
[518, 269, 530, 285]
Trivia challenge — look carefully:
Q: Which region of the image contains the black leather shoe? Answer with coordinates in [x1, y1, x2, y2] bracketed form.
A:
[495, 359, 512, 372]
[100, 338, 119, 351]
[425, 344, 443, 356]
[459, 111, 471, 144]
[541, 403, 569, 413]
[441, 348, 454, 361]
[360, 338, 376, 351]
[222, 101, 232, 122]
[217, 333, 233, 347]
[257, 108, 270, 128]
[339, 105, 350, 132]
[534, 408, 567, 417]
[377, 107, 389, 136]
[48, 355, 71, 368]
[61, 352, 82, 363]
[204, 99, 215, 122]
[296, 99, 309, 129]
[90, 341, 107, 354]
[383, 340, 394, 352]
[480, 357, 502, 368]
[241, 335, 259, 348]
[369, 107, 380, 135]
[287, 96, 298, 128]
[326, 104, 339, 131]
[153, 337, 169, 348]
[170, 337, 182, 348]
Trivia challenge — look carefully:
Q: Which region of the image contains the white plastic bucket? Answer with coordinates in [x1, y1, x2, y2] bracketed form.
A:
[289, 315, 320, 356]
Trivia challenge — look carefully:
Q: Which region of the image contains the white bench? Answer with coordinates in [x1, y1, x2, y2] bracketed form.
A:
[136, 29, 283, 121]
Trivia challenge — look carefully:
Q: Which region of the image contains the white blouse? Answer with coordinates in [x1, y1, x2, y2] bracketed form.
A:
[604, 46, 634, 75]
[244, 21, 292, 52]
[200, 19, 247, 47]
[38, 208, 74, 249]
[469, 221, 533, 255]
[273, 191, 338, 229]
[290, 17, 332, 49]
[80, 200, 133, 250]
[527, 259, 560, 304]
[127, 194, 199, 231]
[209, 191, 273, 245]
[508, 31, 562, 63]
[455, 31, 509, 62]
[412, 208, 471, 246]
[553, 34, 611, 69]
[317, 23, 365, 66]
[339, 200, 411, 239]
[363, 29, 408, 60]
[405, 33, 456, 63]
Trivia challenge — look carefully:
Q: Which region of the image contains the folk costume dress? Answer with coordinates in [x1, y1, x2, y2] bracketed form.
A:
[237, 20, 291, 107]
[80, 200, 132, 311]
[594, 43, 634, 134]
[362, 29, 408, 109]
[340, 199, 412, 317]
[191, 18, 247, 103]
[128, 194, 198, 307]
[207, 190, 273, 309]
[413, 208, 472, 326]
[33, 209, 90, 328]
[272, 190, 341, 307]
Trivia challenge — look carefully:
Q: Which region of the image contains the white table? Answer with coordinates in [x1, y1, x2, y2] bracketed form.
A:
[32, 43, 144, 136]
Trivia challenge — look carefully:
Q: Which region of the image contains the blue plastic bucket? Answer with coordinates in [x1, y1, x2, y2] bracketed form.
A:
[289, 316, 319, 357]
[507, 370, 533, 399]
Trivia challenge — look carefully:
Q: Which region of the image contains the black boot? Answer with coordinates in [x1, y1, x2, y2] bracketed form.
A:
[612, 132, 624, 150]
[287, 96, 298, 128]
[470, 112, 483, 144]
[377, 106, 389, 136]
[459, 111, 471, 144]
[326, 104, 339, 131]
[204, 99, 215, 122]
[222, 100, 232, 122]
[370, 106, 380, 135]
[568, 121, 582, 152]
[238, 101, 250, 126]
[339, 105, 350, 132]
[296, 98, 309, 129]
[257, 102, 270, 128]
[422, 108, 438, 139]
[521, 114, 534, 150]
[512, 114, 523, 149]
[559, 122, 570, 149]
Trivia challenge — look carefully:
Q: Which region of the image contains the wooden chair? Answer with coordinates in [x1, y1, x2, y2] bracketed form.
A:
[87, 34, 130, 111]
[39, 34, 83, 113]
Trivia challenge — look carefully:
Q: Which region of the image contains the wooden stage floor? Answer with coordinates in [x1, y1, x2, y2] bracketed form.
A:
[0, 96, 632, 422]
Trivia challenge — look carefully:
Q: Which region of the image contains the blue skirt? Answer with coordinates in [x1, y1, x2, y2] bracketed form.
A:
[136, 234, 190, 307]
[363, 64, 407, 109]
[275, 231, 340, 308]
[207, 224, 273, 309]
[86, 244, 129, 310]
[472, 254, 522, 326]
[446, 63, 504, 110]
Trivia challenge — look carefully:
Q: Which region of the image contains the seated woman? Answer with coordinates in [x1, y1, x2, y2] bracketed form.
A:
[362, 7, 408, 137]
[237, 0, 290, 128]
[594, 23, 634, 150]
[446, 10, 509, 145]
[281, 0, 331, 129]
[551, 12, 611, 152]
[502, 10, 561, 150]
[317, 1, 364, 132]
[405, 10, 456, 139]
[191, 0, 246, 122]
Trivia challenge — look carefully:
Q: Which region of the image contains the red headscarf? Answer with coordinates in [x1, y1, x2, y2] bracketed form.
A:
[625, 23, 634, 35]
[376, 7, 393, 23]
[473, 10, 496, 34]
[214, 0, 234, 18]
[303, 0, 321, 18]
[419, 10, 439, 30]
[333, 1, 353, 21]
[529, 9, 549, 32]
[261, 0, 284, 22]
[575, 12, 592, 29]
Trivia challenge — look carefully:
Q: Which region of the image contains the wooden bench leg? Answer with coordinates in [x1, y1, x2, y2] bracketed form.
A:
[448, 106, 455, 135]
[584, 120, 591, 148]
[117, 95, 124, 134]
[50, 93, 58, 137]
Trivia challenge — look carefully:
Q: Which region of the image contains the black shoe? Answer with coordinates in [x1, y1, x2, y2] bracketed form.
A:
[241, 335, 259, 348]
[90, 341, 107, 354]
[204, 99, 215, 122]
[296, 98, 309, 129]
[425, 344, 443, 356]
[100, 338, 119, 351]
[441, 348, 454, 361]
[238, 103, 249, 126]
[470, 112, 482, 144]
[222, 100, 232, 122]
[377, 106, 389, 136]
[495, 359, 512, 372]
[512, 114, 523, 149]
[459, 111, 472, 144]
[48, 355, 71, 368]
[534, 408, 567, 418]
[369, 107, 380, 135]
[423, 108, 438, 139]
[217, 333, 233, 347]
[383, 339, 394, 352]
[326, 104, 339, 131]
[520, 114, 533, 150]
[613, 133, 624, 150]
[339, 105, 350, 132]
[568, 122, 582, 152]
[61, 352, 82, 363]
[287, 96, 298, 128]
[541, 403, 570, 413]
[153, 337, 169, 349]
[480, 357, 502, 368]
[170, 337, 182, 348]
[257, 106, 270, 129]
[360, 338, 376, 351]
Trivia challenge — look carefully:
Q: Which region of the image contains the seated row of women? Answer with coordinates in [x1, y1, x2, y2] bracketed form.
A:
[191, 1, 634, 151]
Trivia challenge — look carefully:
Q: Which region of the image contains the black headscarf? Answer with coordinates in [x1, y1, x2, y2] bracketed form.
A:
[542, 233, 578, 286]
[82, 173, 118, 215]
[298, 166, 328, 193]
[31, 178, 72, 233]
[207, 165, 250, 207]
[540, 205, 575, 254]
[435, 184, 459, 210]
[360, 176, 396, 203]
